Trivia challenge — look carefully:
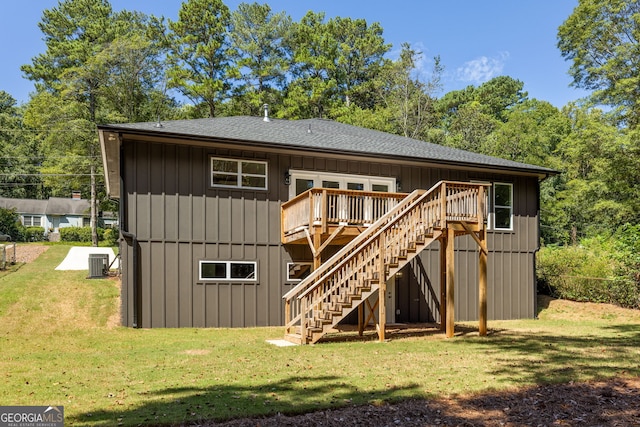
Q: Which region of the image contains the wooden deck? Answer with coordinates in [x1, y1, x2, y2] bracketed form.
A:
[281, 181, 490, 345]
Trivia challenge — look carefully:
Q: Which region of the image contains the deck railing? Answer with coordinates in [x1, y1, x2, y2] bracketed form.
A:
[281, 189, 407, 240]
[283, 181, 488, 343]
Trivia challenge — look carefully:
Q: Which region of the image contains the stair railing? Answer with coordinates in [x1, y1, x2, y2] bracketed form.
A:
[283, 181, 488, 342]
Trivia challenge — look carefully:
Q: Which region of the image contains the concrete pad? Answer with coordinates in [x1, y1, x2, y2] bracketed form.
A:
[266, 339, 297, 347]
[55, 246, 119, 270]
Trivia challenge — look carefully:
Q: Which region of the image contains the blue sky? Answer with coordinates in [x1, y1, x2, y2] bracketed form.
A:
[1, 1, 588, 108]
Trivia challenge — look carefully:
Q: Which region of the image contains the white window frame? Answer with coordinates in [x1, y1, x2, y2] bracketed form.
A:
[198, 261, 258, 282]
[286, 262, 313, 282]
[288, 170, 396, 199]
[22, 215, 42, 227]
[210, 157, 268, 190]
[492, 182, 514, 231]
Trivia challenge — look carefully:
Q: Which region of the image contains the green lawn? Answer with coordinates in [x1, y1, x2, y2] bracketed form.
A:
[1, 245, 639, 426]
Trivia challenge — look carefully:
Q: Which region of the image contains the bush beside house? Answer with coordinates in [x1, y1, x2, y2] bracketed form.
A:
[537, 225, 640, 309]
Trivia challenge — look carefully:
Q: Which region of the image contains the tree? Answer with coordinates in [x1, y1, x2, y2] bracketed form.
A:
[282, 12, 390, 119]
[21, 0, 118, 246]
[558, 0, 640, 128]
[167, 0, 233, 118]
[373, 43, 442, 139]
[437, 76, 527, 152]
[487, 99, 569, 166]
[548, 104, 637, 243]
[0, 92, 44, 199]
[228, 2, 292, 116]
[22, 0, 169, 245]
[327, 16, 390, 109]
[84, 11, 171, 123]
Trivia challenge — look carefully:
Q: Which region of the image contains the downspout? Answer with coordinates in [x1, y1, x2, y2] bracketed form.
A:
[118, 141, 140, 328]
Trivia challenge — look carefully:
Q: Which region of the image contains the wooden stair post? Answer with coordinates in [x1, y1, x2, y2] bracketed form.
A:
[439, 235, 446, 331]
[479, 226, 488, 336]
[377, 233, 386, 342]
[446, 226, 455, 338]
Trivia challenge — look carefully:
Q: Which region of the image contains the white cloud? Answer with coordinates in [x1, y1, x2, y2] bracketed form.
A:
[456, 52, 509, 84]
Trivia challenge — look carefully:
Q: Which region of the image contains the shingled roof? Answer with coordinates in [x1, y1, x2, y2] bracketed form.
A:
[99, 116, 557, 176]
[0, 197, 89, 216]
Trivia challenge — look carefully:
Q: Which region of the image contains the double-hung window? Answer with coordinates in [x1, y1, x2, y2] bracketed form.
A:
[211, 157, 267, 190]
[493, 182, 513, 231]
[22, 215, 42, 227]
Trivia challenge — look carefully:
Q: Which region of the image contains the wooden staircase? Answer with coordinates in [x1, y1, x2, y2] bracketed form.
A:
[283, 181, 488, 344]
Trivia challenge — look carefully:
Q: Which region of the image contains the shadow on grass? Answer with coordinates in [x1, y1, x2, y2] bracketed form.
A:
[69, 374, 422, 426]
[452, 322, 640, 387]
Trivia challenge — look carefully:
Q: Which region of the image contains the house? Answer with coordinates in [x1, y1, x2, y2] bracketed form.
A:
[0, 195, 90, 235]
[98, 116, 556, 342]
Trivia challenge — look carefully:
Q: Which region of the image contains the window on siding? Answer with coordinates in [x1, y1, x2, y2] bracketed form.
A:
[199, 261, 257, 281]
[287, 262, 312, 281]
[22, 215, 42, 227]
[211, 157, 267, 190]
[493, 182, 513, 230]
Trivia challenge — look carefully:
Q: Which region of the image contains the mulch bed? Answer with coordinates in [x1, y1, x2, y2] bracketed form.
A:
[200, 377, 640, 426]
[12, 244, 48, 263]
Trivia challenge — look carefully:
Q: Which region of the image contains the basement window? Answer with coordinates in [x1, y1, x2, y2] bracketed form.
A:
[287, 262, 312, 281]
[211, 157, 267, 190]
[199, 261, 257, 281]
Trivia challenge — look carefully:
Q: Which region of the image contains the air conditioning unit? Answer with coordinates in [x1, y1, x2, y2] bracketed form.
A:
[88, 254, 109, 278]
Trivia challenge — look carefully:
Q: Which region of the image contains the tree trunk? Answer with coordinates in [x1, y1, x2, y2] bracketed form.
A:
[91, 162, 98, 247]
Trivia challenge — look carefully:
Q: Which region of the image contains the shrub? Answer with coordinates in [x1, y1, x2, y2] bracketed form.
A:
[59, 227, 105, 243]
[0, 207, 21, 240]
[537, 234, 640, 309]
[23, 227, 46, 242]
[102, 228, 119, 246]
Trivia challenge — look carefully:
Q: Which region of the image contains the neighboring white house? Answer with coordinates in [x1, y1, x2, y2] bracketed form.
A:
[0, 196, 90, 234]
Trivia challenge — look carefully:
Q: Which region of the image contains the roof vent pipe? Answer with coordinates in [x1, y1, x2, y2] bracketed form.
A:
[263, 104, 270, 122]
[154, 115, 163, 128]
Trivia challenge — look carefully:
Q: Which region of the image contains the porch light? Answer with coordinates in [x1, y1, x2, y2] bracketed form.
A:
[396, 180, 402, 192]
[284, 170, 291, 185]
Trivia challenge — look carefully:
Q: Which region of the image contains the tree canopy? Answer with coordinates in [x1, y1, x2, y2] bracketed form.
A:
[0, 0, 637, 251]
[558, 0, 640, 128]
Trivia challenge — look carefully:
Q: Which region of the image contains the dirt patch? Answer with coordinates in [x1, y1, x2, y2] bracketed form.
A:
[12, 244, 48, 263]
[202, 376, 640, 426]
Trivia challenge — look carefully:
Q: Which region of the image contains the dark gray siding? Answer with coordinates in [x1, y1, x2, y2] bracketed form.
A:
[120, 136, 540, 328]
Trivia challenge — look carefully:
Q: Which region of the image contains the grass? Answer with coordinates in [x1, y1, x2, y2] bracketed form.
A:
[1, 245, 639, 426]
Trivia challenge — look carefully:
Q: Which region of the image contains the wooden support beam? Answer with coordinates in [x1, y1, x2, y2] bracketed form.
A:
[459, 221, 488, 255]
[313, 230, 322, 270]
[317, 225, 345, 254]
[304, 228, 318, 258]
[358, 303, 364, 336]
[364, 298, 379, 326]
[478, 226, 488, 336]
[439, 235, 447, 331]
[446, 226, 455, 338]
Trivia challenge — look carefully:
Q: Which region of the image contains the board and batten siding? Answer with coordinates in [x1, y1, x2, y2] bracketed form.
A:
[120, 137, 541, 328]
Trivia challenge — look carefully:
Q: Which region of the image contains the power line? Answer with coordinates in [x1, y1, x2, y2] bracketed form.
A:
[0, 173, 96, 177]
[0, 155, 99, 159]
